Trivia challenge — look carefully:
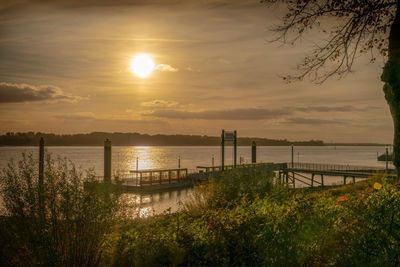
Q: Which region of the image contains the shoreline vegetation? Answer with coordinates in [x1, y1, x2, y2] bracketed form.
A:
[1, 154, 400, 266]
[0, 132, 390, 146]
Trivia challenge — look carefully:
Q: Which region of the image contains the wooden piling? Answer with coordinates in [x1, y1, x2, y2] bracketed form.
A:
[292, 172, 295, 188]
[251, 141, 257, 163]
[344, 176, 347, 185]
[39, 137, 44, 217]
[233, 130, 237, 168]
[104, 139, 112, 183]
[321, 174, 324, 187]
[311, 173, 314, 188]
[221, 130, 225, 171]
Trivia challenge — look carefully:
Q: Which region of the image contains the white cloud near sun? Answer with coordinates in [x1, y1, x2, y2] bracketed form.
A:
[155, 64, 179, 72]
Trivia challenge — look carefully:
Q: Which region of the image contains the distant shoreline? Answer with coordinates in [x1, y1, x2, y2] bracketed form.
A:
[0, 132, 390, 147]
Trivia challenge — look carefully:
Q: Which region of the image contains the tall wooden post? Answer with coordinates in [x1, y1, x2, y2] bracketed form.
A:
[104, 139, 112, 183]
[39, 137, 44, 216]
[291, 144, 294, 168]
[178, 156, 181, 169]
[212, 155, 214, 171]
[311, 173, 314, 188]
[39, 137, 44, 187]
[221, 130, 225, 171]
[251, 141, 257, 163]
[233, 130, 237, 168]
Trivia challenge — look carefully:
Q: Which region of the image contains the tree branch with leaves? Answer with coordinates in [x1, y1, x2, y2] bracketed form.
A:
[263, 0, 400, 176]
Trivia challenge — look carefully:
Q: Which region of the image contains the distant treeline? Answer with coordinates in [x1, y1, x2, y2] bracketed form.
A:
[0, 132, 326, 146]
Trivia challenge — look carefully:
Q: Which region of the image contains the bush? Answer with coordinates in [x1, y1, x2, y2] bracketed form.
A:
[0, 153, 124, 266]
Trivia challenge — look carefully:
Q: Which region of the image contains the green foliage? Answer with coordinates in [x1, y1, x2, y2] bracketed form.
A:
[0, 153, 125, 266]
[108, 170, 400, 266]
[2, 156, 400, 266]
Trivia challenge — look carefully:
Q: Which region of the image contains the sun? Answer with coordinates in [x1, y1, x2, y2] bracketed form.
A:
[130, 54, 155, 78]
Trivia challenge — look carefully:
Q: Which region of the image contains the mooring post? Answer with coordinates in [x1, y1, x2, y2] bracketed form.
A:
[251, 141, 257, 163]
[233, 130, 237, 168]
[39, 137, 44, 187]
[311, 173, 314, 188]
[292, 172, 295, 188]
[344, 176, 347, 185]
[39, 137, 44, 216]
[104, 139, 112, 183]
[212, 155, 214, 171]
[291, 144, 294, 168]
[178, 156, 181, 169]
[321, 174, 324, 187]
[221, 130, 225, 171]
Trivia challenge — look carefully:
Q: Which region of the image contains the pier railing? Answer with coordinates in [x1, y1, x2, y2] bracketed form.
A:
[94, 168, 188, 187]
[286, 162, 390, 173]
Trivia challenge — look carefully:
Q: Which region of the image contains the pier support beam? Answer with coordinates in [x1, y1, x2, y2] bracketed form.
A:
[321, 174, 324, 187]
[39, 137, 44, 217]
[233, 130, 237, 168]
[344, 176, 347, 185]
[221, 130, 225, 171]
[311, 173, 314, 188]
[251, 141, 257, 163]
[292, 172, 295, 188]
[104, 139, 112, 183]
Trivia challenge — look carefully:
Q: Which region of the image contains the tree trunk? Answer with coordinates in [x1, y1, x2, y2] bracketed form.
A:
[382, 0, 400, 178]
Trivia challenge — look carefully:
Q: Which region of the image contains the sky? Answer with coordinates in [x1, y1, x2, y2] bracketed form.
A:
[0, 0, 394, 143]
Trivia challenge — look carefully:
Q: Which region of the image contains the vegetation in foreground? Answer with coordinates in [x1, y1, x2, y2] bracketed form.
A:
[1, 155, 400, 266]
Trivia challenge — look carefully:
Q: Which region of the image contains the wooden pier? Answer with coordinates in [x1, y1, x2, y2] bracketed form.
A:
[89, 163, 284, 193]
[279, 162, 396, 188]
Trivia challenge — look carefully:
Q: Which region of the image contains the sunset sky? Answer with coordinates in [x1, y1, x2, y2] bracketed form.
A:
[0, 0, 393, 143]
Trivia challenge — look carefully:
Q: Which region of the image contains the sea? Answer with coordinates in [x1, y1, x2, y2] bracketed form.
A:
[0, 146, 393, 216]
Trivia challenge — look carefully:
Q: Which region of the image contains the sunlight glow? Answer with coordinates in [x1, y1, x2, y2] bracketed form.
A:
[130, 54, 155, 78]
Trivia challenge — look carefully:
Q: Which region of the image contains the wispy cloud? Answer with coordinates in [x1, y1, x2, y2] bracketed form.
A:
[283, 117, 347, 125]
[155, 64, 179, 72]
[0, 82, 80, 104]
[294, 105, 354, 112]
[145, 108, 291, 120]
[141, 99, 178, 108]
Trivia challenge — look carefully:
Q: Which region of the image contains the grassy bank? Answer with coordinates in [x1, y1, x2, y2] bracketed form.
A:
[1, 155, 400, 266]
[103, 172, 400, 266]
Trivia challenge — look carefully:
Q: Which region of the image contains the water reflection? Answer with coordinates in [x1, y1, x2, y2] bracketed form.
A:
[122, 188, 192, 218]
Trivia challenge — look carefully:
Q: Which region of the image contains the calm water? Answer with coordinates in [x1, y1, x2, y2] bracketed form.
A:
[0, 146, 393, 216]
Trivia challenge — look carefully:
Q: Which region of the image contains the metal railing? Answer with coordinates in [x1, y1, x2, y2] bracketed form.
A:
[286, 162, 389, 172]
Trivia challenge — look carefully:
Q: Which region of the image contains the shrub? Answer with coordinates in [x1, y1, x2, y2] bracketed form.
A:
[0, 153, 124, 266]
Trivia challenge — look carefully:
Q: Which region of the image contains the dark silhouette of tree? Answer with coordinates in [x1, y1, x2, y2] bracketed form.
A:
[262, 0, 400, 176]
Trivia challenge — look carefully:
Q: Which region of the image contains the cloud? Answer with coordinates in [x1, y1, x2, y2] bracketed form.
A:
[0, 82, 79, 103]
[294, 105, 354, 112]
[53, 113, 167, 125]
[284, 117, 347, 125]
[145, 108, 291, 120]
[155, 64, 179, 72]
[141, 99, 178, 108]
[186, 66, 201, 72]
[54, 114, 95, 120]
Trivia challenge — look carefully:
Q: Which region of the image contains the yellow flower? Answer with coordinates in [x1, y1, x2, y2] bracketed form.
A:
[373, 182, 382, 190]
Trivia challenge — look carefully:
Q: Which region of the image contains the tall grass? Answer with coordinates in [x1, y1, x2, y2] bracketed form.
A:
[0, 153, 125, 266]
